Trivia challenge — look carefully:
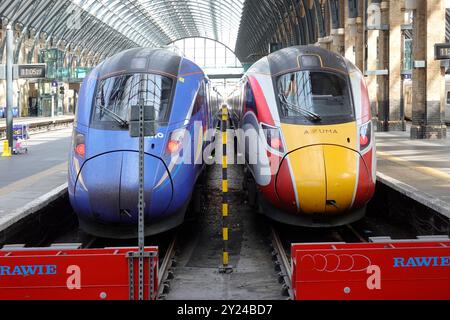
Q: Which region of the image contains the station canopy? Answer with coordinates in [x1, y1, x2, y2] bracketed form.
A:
[1, 0, 337, 64]
[0, 0, 245, 60]
[71, 0, 246, 50]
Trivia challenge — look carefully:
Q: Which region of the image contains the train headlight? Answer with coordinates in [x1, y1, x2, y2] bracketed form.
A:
[166, 129, 186, 154]
[359, 122, 372, 151]
[74, 132, 86, 158]
[262, 124, 285, 154]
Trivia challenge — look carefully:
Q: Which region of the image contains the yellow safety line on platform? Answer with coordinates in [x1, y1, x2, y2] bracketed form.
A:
[377, 151, 450, 181]
[0, 162, 68, 196]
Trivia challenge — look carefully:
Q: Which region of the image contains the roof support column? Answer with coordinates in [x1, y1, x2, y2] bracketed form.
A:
[330, 0, 345, 55]
[315, 1, 332, 50]
[366, 0, 380, 123]
[410, 0, 447, 139]
[345, 0, 364, 71]
[376, 1, 389, 132]
[387, 0, 406, 131]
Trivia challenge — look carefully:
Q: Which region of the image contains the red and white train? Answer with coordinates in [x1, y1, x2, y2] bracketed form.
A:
[228, 46, 376, 227]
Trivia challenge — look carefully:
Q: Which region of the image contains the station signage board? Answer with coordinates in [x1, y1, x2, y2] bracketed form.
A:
[0, 64, 47, 80]
[435, 43, 450, 60]
[17, 64, 46, 79]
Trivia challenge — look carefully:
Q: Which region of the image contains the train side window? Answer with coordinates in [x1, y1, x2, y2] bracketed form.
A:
[245, 83, 258, 116]
[207, 83, 211, 118]
[446, 91, 450, 105]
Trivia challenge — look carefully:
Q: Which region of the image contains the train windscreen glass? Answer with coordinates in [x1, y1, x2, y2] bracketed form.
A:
[277, 71, 354, 124]
[92, 74, 173, 129]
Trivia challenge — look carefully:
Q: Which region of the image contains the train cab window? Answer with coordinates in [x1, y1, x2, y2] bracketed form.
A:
[277, 71, 354, 124]
[192, 82, 206, 117]
[245, 83, 258, 116]
[92, 73, 173, 129]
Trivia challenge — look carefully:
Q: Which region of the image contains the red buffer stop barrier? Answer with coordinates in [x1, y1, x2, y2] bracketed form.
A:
[291, 242, 450, 300]
[0, 247, 158, 300]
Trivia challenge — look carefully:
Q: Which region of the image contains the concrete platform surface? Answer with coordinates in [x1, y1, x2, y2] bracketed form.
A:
[0, 128, 72, 232]
[0, 115, 74, 130]
[376, 129, 450, 218]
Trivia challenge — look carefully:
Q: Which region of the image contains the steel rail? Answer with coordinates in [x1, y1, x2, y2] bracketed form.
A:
[270, 227, 294, 300]
[346, 224, 369, 243]
[157, 235, 177, 299]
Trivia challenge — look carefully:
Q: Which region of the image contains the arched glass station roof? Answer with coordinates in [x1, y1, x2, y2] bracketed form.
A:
[0, 0, 343, 64]
[70, 0, 245, 50]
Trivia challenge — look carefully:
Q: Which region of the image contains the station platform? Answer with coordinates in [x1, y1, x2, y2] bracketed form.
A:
[0, 115, 74, 140]
[376, 129, 450, 219]
[0, 128, 71, 233]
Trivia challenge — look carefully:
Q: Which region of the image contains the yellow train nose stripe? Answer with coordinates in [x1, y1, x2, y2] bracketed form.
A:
[323, 145, 358, 213]
[281, 122, 359, 214]
[289, 146, 327, 213]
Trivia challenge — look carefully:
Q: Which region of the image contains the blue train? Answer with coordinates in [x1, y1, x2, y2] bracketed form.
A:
[69, 48, 219, 239]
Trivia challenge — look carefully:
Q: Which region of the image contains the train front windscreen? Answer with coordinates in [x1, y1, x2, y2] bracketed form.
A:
[91, 73, 174, 130]
[276, 71, 354, 125]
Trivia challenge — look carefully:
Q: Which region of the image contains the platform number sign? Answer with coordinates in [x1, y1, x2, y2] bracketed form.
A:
[435, 43, 450, 60]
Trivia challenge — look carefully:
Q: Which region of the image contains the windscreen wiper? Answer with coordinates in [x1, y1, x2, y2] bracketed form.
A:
[278, 94, 322, 122]
[98, 105, 129, 128]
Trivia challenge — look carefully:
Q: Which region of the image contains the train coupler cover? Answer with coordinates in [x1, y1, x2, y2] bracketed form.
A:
[292, 241, 450, 300]
[0, 247, 158, 300]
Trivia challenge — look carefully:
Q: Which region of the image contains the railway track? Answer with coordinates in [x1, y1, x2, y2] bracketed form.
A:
[270, 227, 293, 300]
[157, 236, 177, 299]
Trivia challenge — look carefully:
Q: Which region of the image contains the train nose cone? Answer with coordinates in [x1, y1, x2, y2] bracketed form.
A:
[277, 145, 359, 214]
[118, 152, 173, 221]
[75, 151, 173, 224]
